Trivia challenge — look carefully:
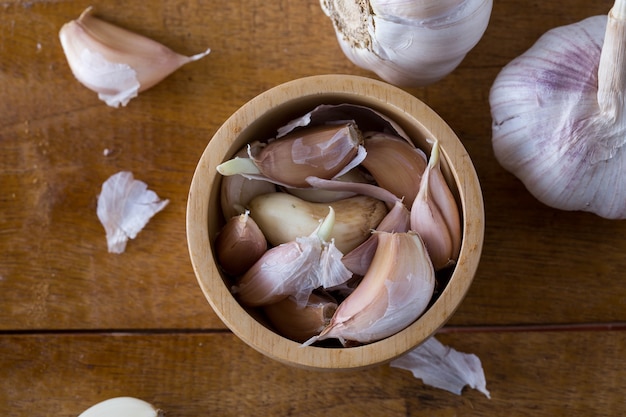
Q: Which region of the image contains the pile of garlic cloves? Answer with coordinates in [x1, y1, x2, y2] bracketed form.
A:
[214, 104, 462, 347]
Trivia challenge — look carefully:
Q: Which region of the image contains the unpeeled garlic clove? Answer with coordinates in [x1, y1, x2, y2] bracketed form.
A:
[410, 140, 460, 270]
[303, 231, 435, 346]
[233, 207, 353, 307]
[361, 132, 428, 207]
[217, 123, 364, 188]
[248, 192, 388, 254]
[264, 291, 338, 343]
[341, 199, 410, 276]
[215, 211, 268, 276]
[78, 397, 163, 417]
[427, 142, 462, 261]
[59, 7, 210, 107]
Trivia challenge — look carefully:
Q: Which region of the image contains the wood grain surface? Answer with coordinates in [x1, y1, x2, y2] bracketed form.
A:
[1, 0, 625, 415]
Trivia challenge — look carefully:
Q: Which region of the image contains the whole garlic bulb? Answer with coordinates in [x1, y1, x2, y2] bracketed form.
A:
[490, 1, 626, 219]
[320, 0, 493, 86]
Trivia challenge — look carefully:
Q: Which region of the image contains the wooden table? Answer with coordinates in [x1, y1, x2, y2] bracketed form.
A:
[2, 0, 625, 415]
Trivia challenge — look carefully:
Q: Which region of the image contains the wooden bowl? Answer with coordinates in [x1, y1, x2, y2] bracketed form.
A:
[186, 74, 484, 370]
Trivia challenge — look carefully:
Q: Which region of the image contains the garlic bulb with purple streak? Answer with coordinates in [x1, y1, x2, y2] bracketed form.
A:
[490, 0, 626, 219]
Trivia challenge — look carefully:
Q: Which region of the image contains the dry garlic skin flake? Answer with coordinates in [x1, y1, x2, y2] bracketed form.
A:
[97, 171, 169, 254]
[490, 1, 626, 219]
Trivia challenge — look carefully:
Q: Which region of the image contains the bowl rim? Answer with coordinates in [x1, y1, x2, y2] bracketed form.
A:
[186, 74, 484, 370]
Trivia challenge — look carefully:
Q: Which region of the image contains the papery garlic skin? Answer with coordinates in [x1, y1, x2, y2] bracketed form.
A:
[320, 0, 493, 87]
[490, 14, 626, 219]
[390, 337, 490, 398]
[97, 171, 169, 254]
[59, 7, 210, 107]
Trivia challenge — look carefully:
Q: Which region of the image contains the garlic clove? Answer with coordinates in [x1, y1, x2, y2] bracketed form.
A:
[233, 207, 353, 307]
[304, 231, 435, 346]
[215, 211, 268, 276]
[264, 291, 338, 343]
[361, 132, 428, 207]
[220, 142, 277, 220]
[341, 199, 410, 276]
[78, 397, 163, 417]
[217, 123, 364, 188]
[248, 192, 388, 254]
[410, 188, 454, 270]
[410, 141, 459, 270]
[59, 7, 210, 107]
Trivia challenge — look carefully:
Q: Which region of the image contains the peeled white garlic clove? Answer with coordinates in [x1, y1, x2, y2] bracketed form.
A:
[96, 171, 169, 254]
[248, 192, 388, 254]
[320, 0, 493, 87]
[303, 231, 435, 346]
[78, 397, 163, 417]
[490, 0, 626, 219]
[59, 7, 210, 107]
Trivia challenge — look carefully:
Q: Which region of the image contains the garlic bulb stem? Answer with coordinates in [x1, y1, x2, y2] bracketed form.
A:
[598, 0, 626, 118]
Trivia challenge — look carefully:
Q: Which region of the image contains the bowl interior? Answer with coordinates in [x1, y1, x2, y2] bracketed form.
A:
[187, 74, 484, 370]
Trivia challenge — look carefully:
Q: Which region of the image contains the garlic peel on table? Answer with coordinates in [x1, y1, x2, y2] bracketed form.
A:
[320, 0, 493, 87]
[59, 7, 210, 107]
[390, 336, 490, 398]
[96, 171, 169, 254]
[490, 0, 626, 219]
